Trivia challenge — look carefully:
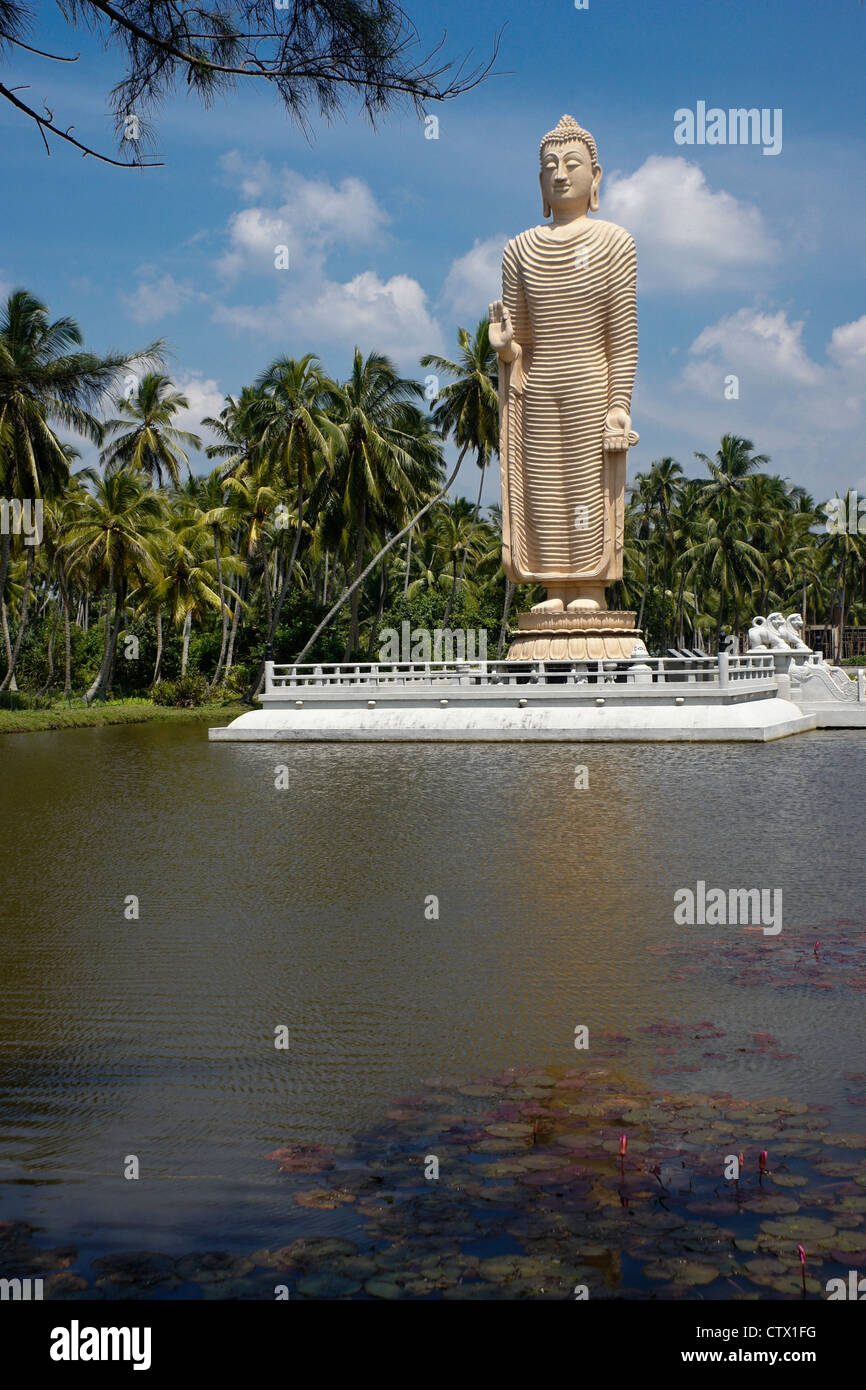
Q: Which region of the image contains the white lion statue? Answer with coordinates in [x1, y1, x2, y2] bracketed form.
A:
[771, 612, 812, 653]
[748, 612, 812, 654]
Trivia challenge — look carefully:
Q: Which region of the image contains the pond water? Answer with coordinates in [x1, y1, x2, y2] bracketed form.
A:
[1, 722, 864, 1295]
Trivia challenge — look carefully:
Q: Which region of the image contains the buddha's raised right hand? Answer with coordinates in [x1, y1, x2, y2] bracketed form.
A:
[488, 300, 515, 356]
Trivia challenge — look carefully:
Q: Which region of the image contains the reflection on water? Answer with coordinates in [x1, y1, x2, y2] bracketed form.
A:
[0, 722, 864, 1269]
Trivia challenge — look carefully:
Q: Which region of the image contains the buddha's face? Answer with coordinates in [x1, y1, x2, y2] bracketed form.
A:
[539, 139, 601, 217]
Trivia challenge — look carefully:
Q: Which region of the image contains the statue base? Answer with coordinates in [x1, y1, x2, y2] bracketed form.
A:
[507, 610, 644, 662]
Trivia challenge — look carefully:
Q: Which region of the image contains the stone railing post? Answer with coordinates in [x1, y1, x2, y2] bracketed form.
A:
[718, 650, 730, 689]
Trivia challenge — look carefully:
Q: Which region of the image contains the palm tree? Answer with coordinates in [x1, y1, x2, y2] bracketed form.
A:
[696, 433, 770, 492]
[148, 523, 236, 677]
[27, 455, 82, 696]
[218, 459, 282, 678]
[421, 320, 499, 619]
[820, 521, 866, 662]
[243, 355, 341, 695]
[629, 469, 659, 633]
[693, 436, 772, 647]
[101, 372, 201, 486]
[402, 519, 452, 599]
[667, 480, 707, 647]
[177, 467, 237, 687]
[320, 350, 443, 658]
[432, 504, 486, 617]
[0, 289, 154, 649]
[61, 468, 166, 702]
[687, 514, 766, 651]
[641, 457, 683, 650]
[202, 387, 262, 477]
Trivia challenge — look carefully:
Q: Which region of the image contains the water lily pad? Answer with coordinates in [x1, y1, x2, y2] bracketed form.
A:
[745, 1257, 786, 1276]
[645, 1259, 720, 1286]
[485, 1122, 535, 1140]
[746, 1194, 800, 1214]
[829, 1133, 866, 1149]
[265, 1144, 335, 1173]
[365, 1273, 435, 1298]
[478, 1255, 547, 1282]
[282, 1238, 359, 1263]
[822, 1230, 866, 1252]
[295, 1272, 363, 1297]
[760, 1217, 836, 1240]
[201, 1278, 262, 1300]
[91, 1252, 178, 1287]
[294, 1188, 356, 1210]
[175, 1252, 255, 1285]
[771, 1276, 822, 1296]
[44, 1272, 90, 1297]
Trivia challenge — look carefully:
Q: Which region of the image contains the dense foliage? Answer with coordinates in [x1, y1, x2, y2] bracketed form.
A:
[0, 290, 862, 706]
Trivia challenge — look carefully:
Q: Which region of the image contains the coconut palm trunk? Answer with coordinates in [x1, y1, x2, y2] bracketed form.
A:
[86, 562, 117, 703]
[365, 560, 388, 659]
[37, 601, 59, 696]
[448, 452, 487, 618]
[210, 530, 230, 688]
[60, 576, 72, 695]
[0, 547, 34, 691]
[0, 530, 10, 626]
[245, 477, 307, 701]
[181, 610, 192, 677]
[498, 578, 516, 658]
[224, 578, 245, 679]
[1, 599, 16, 690]
[403, 528, 413, 598]
[675, 569, 688, 647]
[637, 520, 652, 631]
[346, 499, 368, 659]
[152, 607, 164, 685]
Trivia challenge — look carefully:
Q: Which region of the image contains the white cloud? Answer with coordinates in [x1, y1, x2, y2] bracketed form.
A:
[440, 234, 508, 321]
[639, 306, 866, 497]
[218, 151, 273, 202]
[173, 373, 226, 453]
[682, 308, 822, 392]
[211, 156, 440, 362]
[828, 314, 866, 371]
[215, 158, 389, 280]
[121, 272, 199, 323]
[215, 269, 442, 363]
[604, 156, 778, 291]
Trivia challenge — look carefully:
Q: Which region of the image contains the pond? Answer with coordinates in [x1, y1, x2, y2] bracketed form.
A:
[1, 723, 864, 1297]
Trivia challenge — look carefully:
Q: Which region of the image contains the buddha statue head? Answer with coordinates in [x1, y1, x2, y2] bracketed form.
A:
[539, 114, 601, 220]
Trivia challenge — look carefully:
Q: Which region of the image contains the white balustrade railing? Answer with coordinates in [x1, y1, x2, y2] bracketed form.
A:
[263, 653, 777, 693]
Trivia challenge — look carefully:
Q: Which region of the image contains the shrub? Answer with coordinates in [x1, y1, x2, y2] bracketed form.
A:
[151, 673, 209, 707]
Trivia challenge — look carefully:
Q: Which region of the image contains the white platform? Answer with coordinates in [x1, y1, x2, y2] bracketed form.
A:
[210, 697, 814, 743]
[209, 655, 819, 744]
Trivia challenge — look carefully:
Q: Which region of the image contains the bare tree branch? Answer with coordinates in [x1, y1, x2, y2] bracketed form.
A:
[0, 81, 163, 166]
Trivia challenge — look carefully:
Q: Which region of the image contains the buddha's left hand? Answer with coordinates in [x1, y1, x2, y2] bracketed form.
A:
[603, 407, 639, 451]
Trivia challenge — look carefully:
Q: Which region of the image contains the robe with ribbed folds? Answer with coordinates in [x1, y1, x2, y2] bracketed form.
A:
[499, 218, 637, 583]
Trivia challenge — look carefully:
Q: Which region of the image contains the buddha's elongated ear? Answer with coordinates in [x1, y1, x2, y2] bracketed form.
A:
[539, 171, 551, 220]
[590, 165, 602, 213]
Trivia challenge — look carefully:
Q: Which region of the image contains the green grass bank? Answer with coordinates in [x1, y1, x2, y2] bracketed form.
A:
[0, 700, 246, 736]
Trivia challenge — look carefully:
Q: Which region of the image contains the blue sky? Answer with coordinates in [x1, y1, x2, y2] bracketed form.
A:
[2, 0, 865, 507]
